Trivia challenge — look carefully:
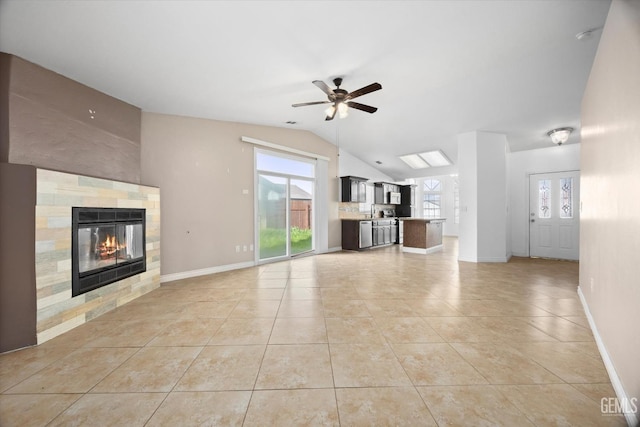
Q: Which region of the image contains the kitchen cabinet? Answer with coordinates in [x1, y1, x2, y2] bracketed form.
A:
[383, 225, 392, 244]
[397, 184, 416, 217]
[341, 176, 368, 203]
[343, 219, 399, 250]
[342, 219, 374, 250]
[374, 182, 401, 204]
[391, 222, 398, 243]
[400, 185, 415, 205]
[342, 219, 374, 251]
[374, 184, 385, 204]
[342, 220, 361, 250]
[372, 219, 395, 246]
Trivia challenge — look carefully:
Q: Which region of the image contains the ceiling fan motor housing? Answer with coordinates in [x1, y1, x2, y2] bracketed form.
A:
[329, 78, 348, 102]
[332, 90, 348, 102]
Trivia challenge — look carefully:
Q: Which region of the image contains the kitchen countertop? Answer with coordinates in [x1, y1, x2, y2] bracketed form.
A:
[341, 217, 446, 222]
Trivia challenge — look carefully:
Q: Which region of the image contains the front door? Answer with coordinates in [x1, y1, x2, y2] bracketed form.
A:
[529, 171, 580, 260]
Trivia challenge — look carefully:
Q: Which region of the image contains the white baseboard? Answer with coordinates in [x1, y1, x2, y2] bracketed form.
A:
[458, 255, 510, 263]
[477, 256, 511, 262]
[578, 286, 639, 427]
[402, 245, 443, 255]
[160, 261, 255, 283]
[160, 248, 345, 283]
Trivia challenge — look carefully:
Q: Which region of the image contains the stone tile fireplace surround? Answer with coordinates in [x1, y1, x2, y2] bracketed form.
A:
[33, 169, 160, 345]
[0, 54, 157, 352]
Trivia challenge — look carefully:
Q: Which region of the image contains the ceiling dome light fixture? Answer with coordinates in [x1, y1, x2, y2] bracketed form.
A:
[547, 127, 574, 145]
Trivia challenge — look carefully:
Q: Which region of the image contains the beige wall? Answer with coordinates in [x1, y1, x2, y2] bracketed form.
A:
[141, 113, 339, 277]
[580, 0, 639, 412]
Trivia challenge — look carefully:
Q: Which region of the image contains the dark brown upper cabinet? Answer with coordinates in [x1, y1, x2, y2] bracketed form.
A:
[340, 176, 368, 203]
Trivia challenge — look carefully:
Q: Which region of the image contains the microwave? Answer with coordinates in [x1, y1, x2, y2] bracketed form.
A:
[389, 192, 401, 205]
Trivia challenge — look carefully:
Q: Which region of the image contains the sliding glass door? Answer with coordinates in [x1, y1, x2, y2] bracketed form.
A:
[290, 178, 313, 256]
[256, 150, 315, 262]
[257, 175, 288, 259]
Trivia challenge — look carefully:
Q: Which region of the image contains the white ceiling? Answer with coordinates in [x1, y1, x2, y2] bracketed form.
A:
[0, 0, 610, 180]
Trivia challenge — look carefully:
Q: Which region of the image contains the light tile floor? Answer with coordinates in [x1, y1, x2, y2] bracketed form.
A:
[0, 238, 628, 426]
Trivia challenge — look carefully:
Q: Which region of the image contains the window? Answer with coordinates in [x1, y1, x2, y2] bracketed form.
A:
[256, 152, 314, 177]
[423, 178, 442, 218]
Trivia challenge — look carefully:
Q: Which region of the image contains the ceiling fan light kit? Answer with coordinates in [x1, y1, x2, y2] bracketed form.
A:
[547, 127, 574, 145]
[293, 77, 382, 121]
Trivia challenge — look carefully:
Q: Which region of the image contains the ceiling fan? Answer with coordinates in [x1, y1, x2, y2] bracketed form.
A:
[292, 78, 382, 121]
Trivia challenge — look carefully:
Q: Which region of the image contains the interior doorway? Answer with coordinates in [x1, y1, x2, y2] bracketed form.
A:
[529, 171, 580, 260]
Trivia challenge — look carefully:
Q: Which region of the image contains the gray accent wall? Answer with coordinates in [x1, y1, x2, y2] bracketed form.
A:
[0, 163, 37, 352]
[1, 53, 141, 183]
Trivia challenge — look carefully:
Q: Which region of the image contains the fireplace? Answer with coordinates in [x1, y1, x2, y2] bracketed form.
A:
[72, 207, 146, 297]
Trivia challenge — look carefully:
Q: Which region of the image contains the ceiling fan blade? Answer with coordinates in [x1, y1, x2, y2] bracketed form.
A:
[325, 105, 337, 121]
[346, 82, 382, 100]
[313, 80, 335, 97]
[346, 101, 378, 114]
[292, 101, 332, 107]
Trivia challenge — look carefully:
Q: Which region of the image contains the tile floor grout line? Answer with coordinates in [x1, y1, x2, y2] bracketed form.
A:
[2, 240, 614, 425]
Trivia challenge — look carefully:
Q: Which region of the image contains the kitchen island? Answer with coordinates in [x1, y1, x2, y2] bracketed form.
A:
[401, 218, 445, 254]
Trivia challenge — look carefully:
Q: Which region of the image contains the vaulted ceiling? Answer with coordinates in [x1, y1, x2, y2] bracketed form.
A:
[0, 1, 610, 180]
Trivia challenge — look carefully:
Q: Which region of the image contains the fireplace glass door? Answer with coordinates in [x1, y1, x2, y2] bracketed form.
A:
[72, 207, 146, 297]
[77, 223, 144, 274]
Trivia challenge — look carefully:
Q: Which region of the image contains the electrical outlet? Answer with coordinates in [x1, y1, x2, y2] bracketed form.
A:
[235, 245, 240, 253]
[243, 245, 247, 252]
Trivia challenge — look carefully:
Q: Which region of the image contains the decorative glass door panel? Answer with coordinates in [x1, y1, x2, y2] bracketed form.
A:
[538, 180, 551, 218]
[559, 177, 574, 218]
[529, 171, 580, 260]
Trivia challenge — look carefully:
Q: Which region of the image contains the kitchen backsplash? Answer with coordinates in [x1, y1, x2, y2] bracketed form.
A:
[338, 202, 369, 219]
[338, 202, 396, 219]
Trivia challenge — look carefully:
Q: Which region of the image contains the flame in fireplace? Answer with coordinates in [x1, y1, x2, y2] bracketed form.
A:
[99, 234, 124, 259]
